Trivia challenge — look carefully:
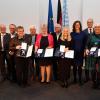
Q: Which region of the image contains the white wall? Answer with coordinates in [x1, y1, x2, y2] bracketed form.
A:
[0, 0, 100, 33]
[82, 0, 100, 29]
[0, 0, 82, 33]
[0, 0, 40, 33]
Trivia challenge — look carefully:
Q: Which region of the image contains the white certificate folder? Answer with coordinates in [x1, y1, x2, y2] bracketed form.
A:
[65, 50, 74, 59]
[44, 48, 54, 57]
[98, 49, 100, 57]
[16, 45, 33, 58]
[26, 45, 33, 57]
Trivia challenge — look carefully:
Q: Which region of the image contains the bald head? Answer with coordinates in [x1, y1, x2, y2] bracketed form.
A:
[29, 25, 36, 35]
[0, 24, 6, 34]
[87, 18, 93, 28]
[55, 24, 61, 33]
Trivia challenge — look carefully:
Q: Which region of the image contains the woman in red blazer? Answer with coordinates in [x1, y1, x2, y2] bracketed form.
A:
[35, 24, 54, 83]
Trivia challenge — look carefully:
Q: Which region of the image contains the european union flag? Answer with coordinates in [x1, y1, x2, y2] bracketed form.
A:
[48, 0, 54, 33]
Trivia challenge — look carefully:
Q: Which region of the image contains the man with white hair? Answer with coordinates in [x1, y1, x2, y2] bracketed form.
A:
[0, 24, 11, 82]
[29, 25, 39, 81]
[84, 18, 94, 35]
[55, 24, 62, 40]
[8, 24, 17, 82]
[84, 18, 94, 83]
[51, 23, 62, 80]
[85, 24, 100, 89]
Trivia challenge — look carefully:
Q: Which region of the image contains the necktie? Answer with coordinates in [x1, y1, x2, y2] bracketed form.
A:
[90, 28, 92, 33]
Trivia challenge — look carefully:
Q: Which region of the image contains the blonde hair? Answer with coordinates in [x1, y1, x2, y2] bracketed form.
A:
[61, 27, 71, 41]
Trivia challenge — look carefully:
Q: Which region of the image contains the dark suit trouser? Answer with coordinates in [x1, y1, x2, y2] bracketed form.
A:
[9, 55, 16, 81]
[15, 57, 29, 85]
[35, 58, 40, 78]
[52, 58, 58, 80]
[0, 51, 10, 79]
[29, 54, 40, 80]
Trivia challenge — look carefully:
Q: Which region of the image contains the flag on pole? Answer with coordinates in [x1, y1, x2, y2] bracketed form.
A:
[57, 0, 62, 25]
[48, 0, 54, 33]
[62, 0, 69, 27]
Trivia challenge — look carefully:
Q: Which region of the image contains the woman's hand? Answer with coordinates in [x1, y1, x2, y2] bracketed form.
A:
[64, 48, 69, 52]
[47, 46, 52, 49]
[85, 49, 90, 56]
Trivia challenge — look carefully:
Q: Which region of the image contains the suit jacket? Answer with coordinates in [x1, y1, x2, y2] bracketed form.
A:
[83, 28, 94, 45]
[51, 32, 62, 49]
[83, 28, 94, 35]
[9, 34, 32, 55]
[0, 33, 11, 51]
[29, 34, 37, 44]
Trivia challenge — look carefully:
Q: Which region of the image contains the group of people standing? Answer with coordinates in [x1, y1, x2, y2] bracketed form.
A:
[0, 18, 100, 89]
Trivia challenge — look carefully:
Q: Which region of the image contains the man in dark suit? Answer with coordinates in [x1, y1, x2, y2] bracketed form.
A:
[83, 18, 94, 83]
[0, 24, 11, 82]
[9, 26, 31, 87]
[51, 24, 62, 80]
[8, 24, 17, 82]
[84, 19, 94, 35]
[29, 25, 39, 81]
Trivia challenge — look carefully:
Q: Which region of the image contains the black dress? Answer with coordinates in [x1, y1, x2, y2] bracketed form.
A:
[57, 39, 72, 81]
[39, 36, 52, 66]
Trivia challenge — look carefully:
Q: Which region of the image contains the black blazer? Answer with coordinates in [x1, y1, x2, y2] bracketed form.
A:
[0, 33, 11, 51]
[51, 32, 62, 49]
[9, 34, 31, 51]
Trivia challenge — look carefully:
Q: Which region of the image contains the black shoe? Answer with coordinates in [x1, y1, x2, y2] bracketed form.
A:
[22, 83, 30, 88]
[46, 81, 51, 84]
[92, 82, 99, 89]
[65, 81, 68, 88]
[17, 82, 22, 87]
[79, 81, 83, 86]
[84, 78, 90, 83]
[61, 82, 65, 88]
[84, 80, 88, 83]
[73, 79, 77, 84]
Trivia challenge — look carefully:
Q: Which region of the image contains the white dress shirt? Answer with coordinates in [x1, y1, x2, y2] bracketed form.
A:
[1, 33, 6, 51]
[88, 28, 93, 34]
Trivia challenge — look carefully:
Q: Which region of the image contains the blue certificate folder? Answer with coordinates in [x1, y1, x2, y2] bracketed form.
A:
[35, 49, 45, 58]
[54, 47, 65, 58]
[54, 47, 74, 59]
[89, 49, 100, 57]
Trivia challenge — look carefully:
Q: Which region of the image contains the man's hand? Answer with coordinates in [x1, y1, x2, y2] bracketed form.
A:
[16, 45, 21, 49]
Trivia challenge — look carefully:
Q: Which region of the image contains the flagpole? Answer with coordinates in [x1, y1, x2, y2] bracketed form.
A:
[62, 0, 69, 27]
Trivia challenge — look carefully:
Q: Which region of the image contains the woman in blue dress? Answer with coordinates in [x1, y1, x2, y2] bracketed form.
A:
[71, 21, 88, 85]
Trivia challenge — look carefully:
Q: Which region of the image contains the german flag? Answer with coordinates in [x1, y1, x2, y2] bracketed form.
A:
[57, 0, 62, 25]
